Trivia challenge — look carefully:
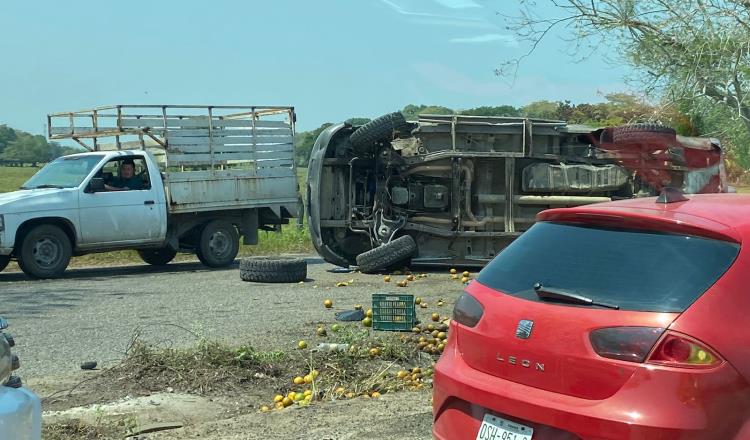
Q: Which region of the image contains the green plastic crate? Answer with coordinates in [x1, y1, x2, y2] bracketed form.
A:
[371, 293, 415, 331]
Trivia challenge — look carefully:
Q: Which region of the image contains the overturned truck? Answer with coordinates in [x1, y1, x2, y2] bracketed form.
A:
[307, 113, 728, 271]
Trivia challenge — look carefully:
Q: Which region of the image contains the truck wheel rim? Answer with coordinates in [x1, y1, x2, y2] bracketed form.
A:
[209, 231, 230, 257]
[32, 237, 61, 268]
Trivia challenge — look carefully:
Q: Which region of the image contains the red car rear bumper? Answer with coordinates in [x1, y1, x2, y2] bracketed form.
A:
[433, 339, 750, 440]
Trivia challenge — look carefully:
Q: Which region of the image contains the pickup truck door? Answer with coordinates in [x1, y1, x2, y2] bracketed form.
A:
[78, 157, 166, 246]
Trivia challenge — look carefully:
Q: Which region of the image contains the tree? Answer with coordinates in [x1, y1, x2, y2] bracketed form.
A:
[294, 123, 333, 167]
[461, 105, 521, 117]
[401, 105, 454, 121]
[504, 0, 750, 165]
[522, 100, 561, 119]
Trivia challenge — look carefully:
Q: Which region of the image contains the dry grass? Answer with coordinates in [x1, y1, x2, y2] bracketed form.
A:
[42, 418, 129, 440]
[93, 323, 436, 409]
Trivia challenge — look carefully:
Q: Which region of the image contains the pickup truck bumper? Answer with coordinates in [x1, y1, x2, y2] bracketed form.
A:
[0, 229, 11, 256]
[0, 386, 42, 440]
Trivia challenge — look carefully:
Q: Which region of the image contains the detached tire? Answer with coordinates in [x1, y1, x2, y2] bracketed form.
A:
[239, 257, 307, 283]
[138, 247, 177, 266]
[612, 123, 676, 144]
[0, 256, 9, 273]
[17, 224, 72, 279]
[197, 220, 240, 268]
[356, 235, 417, 274]
[349, 112, 411, 155]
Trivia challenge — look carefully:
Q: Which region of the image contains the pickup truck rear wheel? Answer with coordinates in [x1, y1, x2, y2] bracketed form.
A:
[239, 257, 307, 283]
[0, 256, 9, 272]
[137, 247, 178, 266]
[356, 235, 417, 274]
[17, 224, 72, 279]
[349, 112, 411, 155]
[196, 220, 239, 268]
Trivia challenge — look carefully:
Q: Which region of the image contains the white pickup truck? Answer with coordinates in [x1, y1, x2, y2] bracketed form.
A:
[0, 105, 300, 278]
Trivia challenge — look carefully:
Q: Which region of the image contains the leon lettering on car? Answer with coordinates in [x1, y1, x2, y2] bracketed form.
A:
[496, 354, 545, 371]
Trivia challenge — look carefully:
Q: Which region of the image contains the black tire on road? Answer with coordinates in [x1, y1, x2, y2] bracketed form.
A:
[137, 247, 178, 266]
[356, 235, 417, 274]
[349, 112, 411, 155]
[239, 257, 307, 283]
[0, 255, 9, 273]
[17, 224, 72, 279]
[612, 123, 677, 144]
[196, 220, 239, 268]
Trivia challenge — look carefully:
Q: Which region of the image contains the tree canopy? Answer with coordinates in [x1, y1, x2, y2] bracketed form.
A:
[0, 125, 78, 165]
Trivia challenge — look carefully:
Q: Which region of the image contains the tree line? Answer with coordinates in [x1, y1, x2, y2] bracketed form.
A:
[0, 125, 80, 166]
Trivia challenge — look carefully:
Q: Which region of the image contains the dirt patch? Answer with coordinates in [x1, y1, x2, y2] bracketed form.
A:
[38, 319, 445, 439]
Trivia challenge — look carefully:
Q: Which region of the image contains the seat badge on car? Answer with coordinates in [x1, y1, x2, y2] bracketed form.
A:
[516, 320, 534, 339]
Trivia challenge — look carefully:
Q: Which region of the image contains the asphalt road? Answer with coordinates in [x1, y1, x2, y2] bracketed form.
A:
[0, 256, 465, 381]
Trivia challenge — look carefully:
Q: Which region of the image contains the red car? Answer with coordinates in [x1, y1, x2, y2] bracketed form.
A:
[433, 191, 750, 439]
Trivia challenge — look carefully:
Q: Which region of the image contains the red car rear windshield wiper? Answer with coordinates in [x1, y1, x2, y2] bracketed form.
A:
[533, 283, 620, 310]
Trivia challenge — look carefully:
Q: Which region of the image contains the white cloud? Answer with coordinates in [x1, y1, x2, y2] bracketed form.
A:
[450, 33, 518, 46]
[433, 0, 482, 8]
[379, 0, 495, 29]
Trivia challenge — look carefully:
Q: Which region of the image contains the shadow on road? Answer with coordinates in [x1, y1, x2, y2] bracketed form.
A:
[0, 256, 326, 283]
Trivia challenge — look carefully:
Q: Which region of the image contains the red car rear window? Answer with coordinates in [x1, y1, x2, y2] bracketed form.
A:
[477, 222, 739, 313]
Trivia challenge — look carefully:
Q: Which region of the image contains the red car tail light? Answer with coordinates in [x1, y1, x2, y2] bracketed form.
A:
[590, 327, 665, 362]
[646, 332, 723, 368]
[452, 293, 484, 328]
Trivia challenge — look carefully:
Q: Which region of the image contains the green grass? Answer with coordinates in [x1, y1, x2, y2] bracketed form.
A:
[0, 166, 313, 267]
[0, 166, 37, 193]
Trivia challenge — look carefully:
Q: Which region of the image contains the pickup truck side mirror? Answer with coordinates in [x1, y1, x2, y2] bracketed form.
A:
[87, 177, 105, 193]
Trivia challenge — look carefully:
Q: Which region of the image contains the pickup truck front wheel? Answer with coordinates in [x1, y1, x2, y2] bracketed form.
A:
[137, 247, 178, 266]
[17, 224, 72, 279]
[0, 256, 9, 273]
[196, 220, 239, 268]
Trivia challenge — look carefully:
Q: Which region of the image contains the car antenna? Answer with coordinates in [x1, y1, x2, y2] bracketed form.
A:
[656, 187, 689, 204]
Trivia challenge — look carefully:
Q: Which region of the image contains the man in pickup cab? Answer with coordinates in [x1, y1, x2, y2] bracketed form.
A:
[105, 159, 144, 191]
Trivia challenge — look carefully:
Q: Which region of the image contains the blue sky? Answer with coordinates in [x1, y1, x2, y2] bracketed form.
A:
[0, 0, 630, 134]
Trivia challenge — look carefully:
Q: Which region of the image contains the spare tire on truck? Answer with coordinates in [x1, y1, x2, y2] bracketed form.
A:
[239, 257, 307, 283]
[349, 112, 411, 155]
[612, 123, 677, 144]
[356, 235, 417, 274]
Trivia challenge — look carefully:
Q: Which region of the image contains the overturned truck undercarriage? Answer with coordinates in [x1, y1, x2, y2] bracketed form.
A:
[307, 113, 728, 271]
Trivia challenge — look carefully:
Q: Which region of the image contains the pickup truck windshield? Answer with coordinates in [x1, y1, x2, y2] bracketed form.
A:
[21, 156, 102, 190]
